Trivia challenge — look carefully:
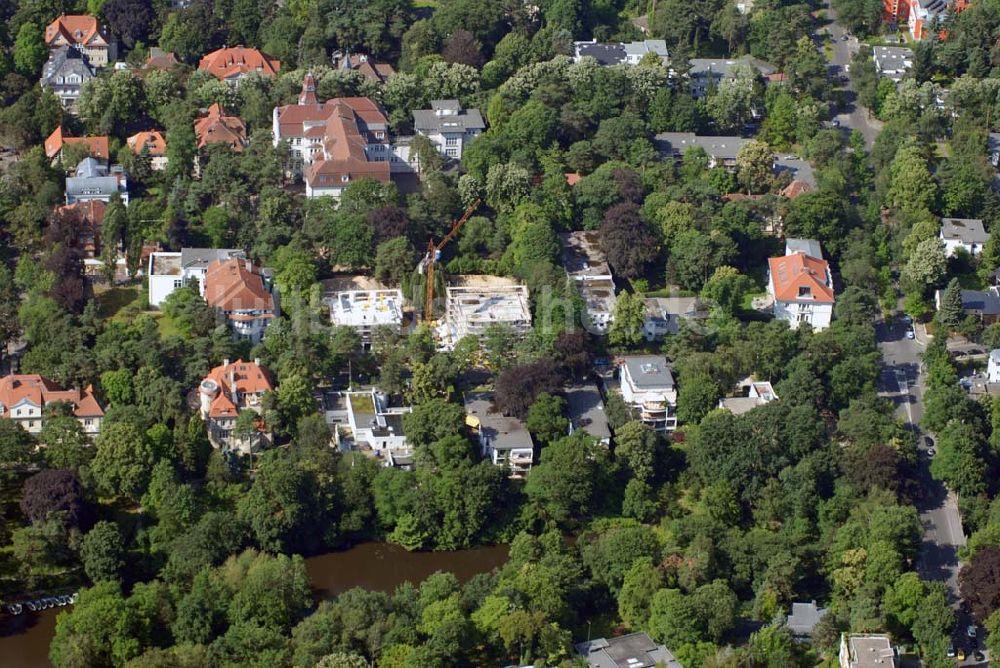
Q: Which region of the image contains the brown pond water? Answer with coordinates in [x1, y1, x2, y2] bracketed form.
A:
[0, 542, 510, 668]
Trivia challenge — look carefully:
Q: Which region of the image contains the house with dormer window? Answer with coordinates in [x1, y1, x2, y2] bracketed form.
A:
[45, 15, 116, 67]
[0, 374, 104, 436]
[767, 239, 835, 331]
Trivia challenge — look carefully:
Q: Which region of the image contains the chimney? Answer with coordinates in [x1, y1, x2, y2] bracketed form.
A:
[253, 358, 261, 366]
[223, 358, 230, 367]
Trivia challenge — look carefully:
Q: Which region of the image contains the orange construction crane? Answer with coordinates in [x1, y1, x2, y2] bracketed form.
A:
[418, 199, 481, 322]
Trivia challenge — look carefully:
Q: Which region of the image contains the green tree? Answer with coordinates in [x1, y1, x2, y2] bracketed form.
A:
[40, 416, 93, 470]
[14, 22, 47, 76]
[702, 266, 752, 315]
[938, 278, 963, 331]
[736, 139, 774, 194]
[615, 420, 659, 482]
[525, 432, 607, 524]
[92, 421, 156, 502]
[81, 521, 126, 583]
[374, 236, 416, 286]
[525, 393, 569, 446]
[608, 291, 646, 347]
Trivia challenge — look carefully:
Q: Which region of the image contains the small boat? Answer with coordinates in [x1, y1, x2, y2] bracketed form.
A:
[5, 603, 22, 615]
[25, 601, 37, 612]
[56, 595, 69, 606]
[69, 592, 78, 604]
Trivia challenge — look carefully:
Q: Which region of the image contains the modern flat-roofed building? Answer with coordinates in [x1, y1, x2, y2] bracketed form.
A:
[838, 634, 898, 668]
[326, 289, 405, 349]
[560, 231, 617, 335]
[441, 276, 531, 348]
[620, 355, 677, 432]
[147, 247, 245, 307]
[464, 391, 535, 478]
[718, 379, 778, 415]
[573, 39, 669, 66]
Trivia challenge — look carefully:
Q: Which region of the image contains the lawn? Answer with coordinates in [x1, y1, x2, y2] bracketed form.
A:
[154, 312, 182, 338]
[93, 285, 141, 320]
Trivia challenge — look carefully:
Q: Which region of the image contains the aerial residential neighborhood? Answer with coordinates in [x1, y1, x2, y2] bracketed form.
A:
[0, 0, 998, 666]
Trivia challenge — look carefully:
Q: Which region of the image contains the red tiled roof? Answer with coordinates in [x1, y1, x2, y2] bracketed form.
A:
[204, 258, 274, 314]
[127, 130, 167, 157]
[203, 359, 274, 418]
[0, 374, 104, 418]
[144, 48, 178, 71]
[194, 103, 246, 151]
[198, 46, 280, 80]
[768, 253, 834, 303]
[780, 180, 813, 199]
[45, 127, 109, 160]
[45, 15, 106, 48]
[565, 172, 582, 186]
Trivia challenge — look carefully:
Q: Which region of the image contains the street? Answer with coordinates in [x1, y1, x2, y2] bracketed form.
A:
[876, 319, 985, 664]
[816, 1, 883, 148]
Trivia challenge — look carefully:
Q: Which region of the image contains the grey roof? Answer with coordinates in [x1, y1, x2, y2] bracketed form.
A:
[719, 396, 768, 416]
[413, 103, 485, 134]
[785, 238, 823, 259]
[575, 41, 628, 66]
[464, 391, 534, 451]
[623, 355, 675, 389]
[41, 46, 96, 90]
[989, 133, 1000, 152]
[689, 55, 776, 78]
[786, 601, 828, 637]
[75, 157, 105, 178]
[843, 634, 898, 668]
[654, 132, 750, 161]
[576, 633, 683, 668]
[564, 383, 611, 443]
[774, 157, 816, 187]
[872, 46, 913, 80]
[960, 289, 1000, 316]
[179, 248, 245, 270]
[941, 218, 989, 244]
[65, 175, 121, 198]
[623, 40, 669, 59]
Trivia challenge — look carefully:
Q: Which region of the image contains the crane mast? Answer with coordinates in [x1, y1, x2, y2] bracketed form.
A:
[419, 199, 481, 323]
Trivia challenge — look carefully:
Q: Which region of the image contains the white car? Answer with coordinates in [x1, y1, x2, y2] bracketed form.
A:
[905, 328, 915, 340]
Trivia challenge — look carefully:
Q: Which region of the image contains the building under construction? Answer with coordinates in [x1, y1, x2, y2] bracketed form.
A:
[439, 275, 531, 348]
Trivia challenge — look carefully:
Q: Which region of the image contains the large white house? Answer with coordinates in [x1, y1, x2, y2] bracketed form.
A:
[147, 247, 244, 307]
[412, 100, 485, 160]
[0, 374, 104, 436]
[619, 355, 677, 432]
[326, 289, 405, 350]
[940, 217, 989, 257]
[767, 239, 835, 331]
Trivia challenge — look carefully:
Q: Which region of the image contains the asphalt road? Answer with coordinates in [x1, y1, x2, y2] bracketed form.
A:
[816, 1, 883, 148]
[876, 319, 986, 664]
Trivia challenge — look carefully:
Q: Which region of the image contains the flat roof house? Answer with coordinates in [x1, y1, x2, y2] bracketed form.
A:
[560, 231, 617, 336]
[620, 355, 677, 432]
[573, 39, 669, 66]
[838, 634, 898, 668]
[464, 391, 535, 478]
[718, 379, 779, 416]
[326, 289, 405, 349]
[413, 100, 485, 160]
[576, 632, 683, 668]
[147, 247, 244, 307]
[564, 382, 612, 446]
[940, 217, 988, 257]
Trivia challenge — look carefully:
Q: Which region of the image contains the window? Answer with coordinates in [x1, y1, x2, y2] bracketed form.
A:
[446, 148, 458, 157]
[85, 419, 93, 426]
[29, 421, 35, 428]
[445, 137, 458, 147]
[173, 279, 183, 288]
[798, 286, 812, 298]
[341, 175, 349, 183]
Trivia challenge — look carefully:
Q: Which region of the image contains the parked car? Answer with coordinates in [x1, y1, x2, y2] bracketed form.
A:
[957, 647, 967, 661]
[906, 328, 915, 340]
[967, 625, 977, 639]
[948, 643, 956, 658]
